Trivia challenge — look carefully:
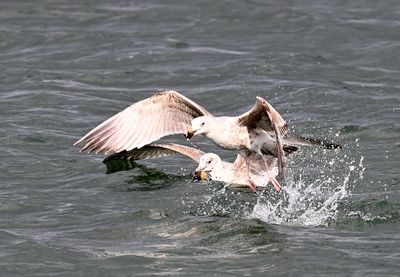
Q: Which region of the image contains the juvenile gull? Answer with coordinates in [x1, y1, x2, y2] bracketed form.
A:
[75, 90, 340, 191]
[103, 143, 284, 192]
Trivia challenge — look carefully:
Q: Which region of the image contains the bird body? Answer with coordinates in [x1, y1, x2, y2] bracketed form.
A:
[75, 90, 287, 162]
[75, 90, 341, 192]
[194, 151, 279, 189]
[103, 143, 279, 190]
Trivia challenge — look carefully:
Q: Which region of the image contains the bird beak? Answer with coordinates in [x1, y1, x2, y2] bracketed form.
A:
[195, 164, 205, 173]
[192, 170, 210, 181]
[185, 128, 195, 140]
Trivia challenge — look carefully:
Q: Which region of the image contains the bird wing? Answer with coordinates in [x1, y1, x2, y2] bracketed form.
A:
[236, 96, 288, 176]
[103, 143, 206, 163]
[74, 90, 211, 154]
[236, 96, 288, 136]
[283, 133, 342, 149]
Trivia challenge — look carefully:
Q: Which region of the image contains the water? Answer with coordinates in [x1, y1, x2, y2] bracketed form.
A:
[1, 0, 399, 276]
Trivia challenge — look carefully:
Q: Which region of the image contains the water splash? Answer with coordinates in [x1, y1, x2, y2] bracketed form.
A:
[182, 147, 368, 226]
[180, 136, 395, 227]
[249, 150, 365, 226]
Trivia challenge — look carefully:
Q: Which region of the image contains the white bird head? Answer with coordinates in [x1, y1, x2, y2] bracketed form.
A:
[186, 116, 213, 139]
[195, 153, 222, 173]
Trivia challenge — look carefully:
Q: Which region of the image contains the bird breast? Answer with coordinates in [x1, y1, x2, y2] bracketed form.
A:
[207, 122, 252, 150]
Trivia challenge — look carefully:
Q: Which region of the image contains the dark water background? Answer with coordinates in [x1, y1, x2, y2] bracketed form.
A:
[1, 0, 399, 276]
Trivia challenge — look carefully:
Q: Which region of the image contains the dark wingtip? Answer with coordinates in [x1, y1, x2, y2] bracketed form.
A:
[331, 143, 342, 149]
[102, 150, 130, 163]
[283, 145, 299, 154]
[296, 135, 343, 150]
[321, 141, 343, 150]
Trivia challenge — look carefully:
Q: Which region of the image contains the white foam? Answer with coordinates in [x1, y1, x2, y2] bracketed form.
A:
[249, 154, 365, 226]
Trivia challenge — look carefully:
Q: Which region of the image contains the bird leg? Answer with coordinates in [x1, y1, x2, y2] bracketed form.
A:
[266, 168, 282, 192]
[243, 157, 257, 193]
[262, 154, 282, 192]
[248, 179, 257, 193]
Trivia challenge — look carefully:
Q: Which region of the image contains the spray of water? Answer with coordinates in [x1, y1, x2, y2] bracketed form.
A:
[182, 140, 369, 227]
[249, 147, 365, 226]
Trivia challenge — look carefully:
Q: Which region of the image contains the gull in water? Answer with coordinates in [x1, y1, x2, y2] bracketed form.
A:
[103, 143, 285, 192]
[75, 90, 340, 192]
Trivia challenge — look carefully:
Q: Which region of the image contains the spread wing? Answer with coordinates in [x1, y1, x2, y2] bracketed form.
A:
[236, 96, 288, 136]
[236, 96, 288, 177]
[74, 90, 211, 154]
[103, 143, 206, 163]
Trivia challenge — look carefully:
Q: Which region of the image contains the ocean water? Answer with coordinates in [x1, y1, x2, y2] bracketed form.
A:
[1, 0, 399, 276]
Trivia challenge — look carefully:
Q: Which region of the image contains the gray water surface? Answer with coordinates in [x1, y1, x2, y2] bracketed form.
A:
[1, 1, 399, 276]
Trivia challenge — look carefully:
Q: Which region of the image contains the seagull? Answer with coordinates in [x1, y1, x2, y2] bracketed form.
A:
[103, 143, 284, 192]
[185, 95, 290, 191]
[194, 149, 283, 191]
[74, 90, 340, 192]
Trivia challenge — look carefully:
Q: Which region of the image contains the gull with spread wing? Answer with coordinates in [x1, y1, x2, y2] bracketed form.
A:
[75, 90, 340, 192]
[185, 95, 290, 191]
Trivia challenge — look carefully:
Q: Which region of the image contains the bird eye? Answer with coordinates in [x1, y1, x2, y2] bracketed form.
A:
[207, 159, 211, 164]
[201, 122, 205, 127]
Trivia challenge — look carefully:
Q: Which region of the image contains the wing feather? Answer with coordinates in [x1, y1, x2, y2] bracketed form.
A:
[103, 143, 206, 163]
[237, 96, 288, 136]
[74, 90, 211, 153]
